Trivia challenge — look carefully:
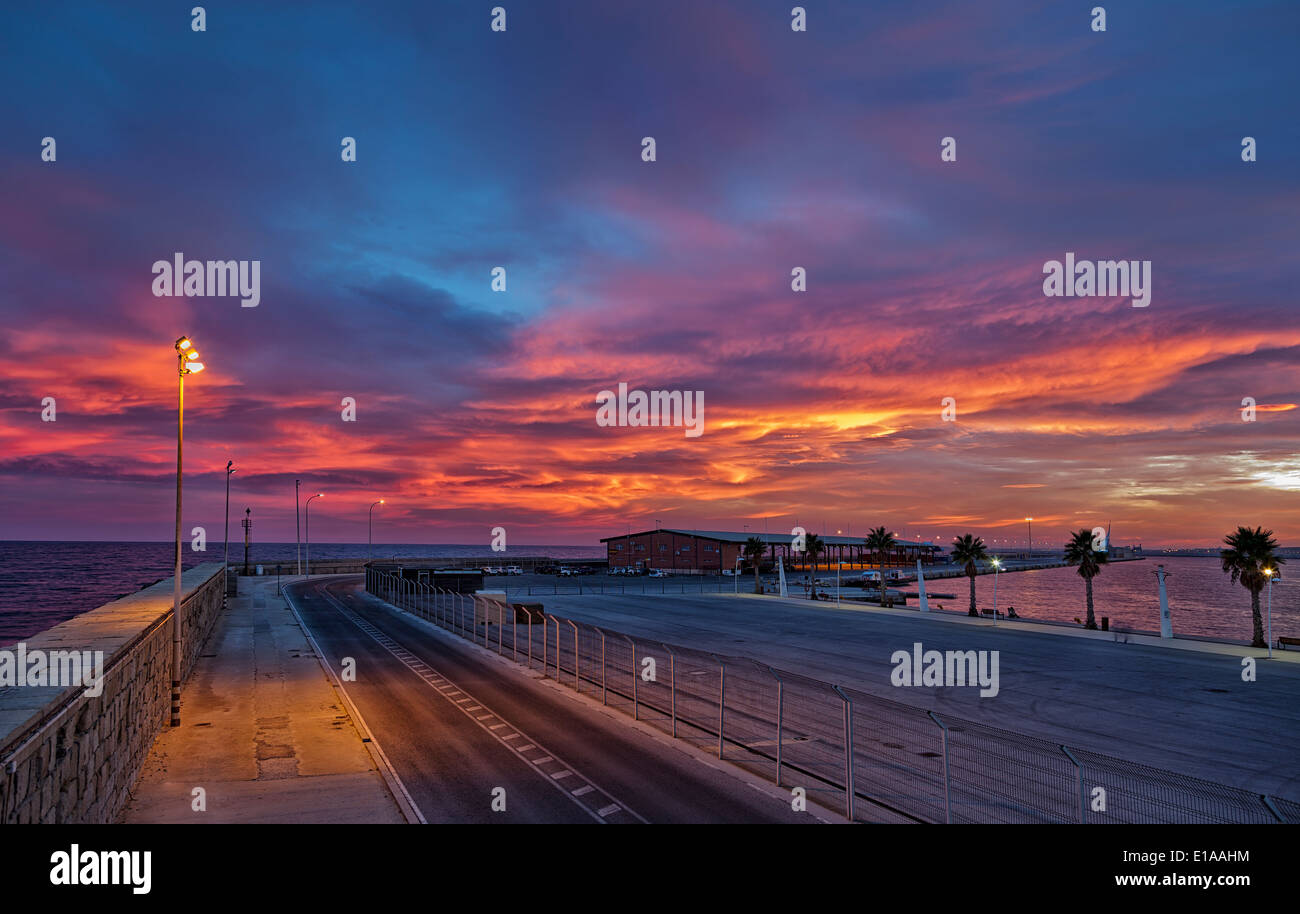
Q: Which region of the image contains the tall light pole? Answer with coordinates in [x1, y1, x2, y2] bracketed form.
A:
[295, 479, 302, 575]
[991, 556, 1002, 625]
[305, 493, 323, 577]
[1026, 517, 1033, 556]
[1264, 567, 1275, 658]
[223, 460, 235, 577]
[368, 499, 385, 562]
[172, 336, 205, 727]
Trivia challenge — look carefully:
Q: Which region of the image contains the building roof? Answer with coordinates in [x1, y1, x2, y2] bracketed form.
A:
[600, 528, 940, 548]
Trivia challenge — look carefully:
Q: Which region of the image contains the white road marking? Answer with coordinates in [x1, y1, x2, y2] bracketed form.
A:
[317, 583, 649, 825]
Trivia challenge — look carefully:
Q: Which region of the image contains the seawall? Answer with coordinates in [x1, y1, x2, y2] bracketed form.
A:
[0, 562, 225, 823]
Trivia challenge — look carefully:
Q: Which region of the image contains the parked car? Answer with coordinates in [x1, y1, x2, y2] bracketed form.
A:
[558, 566, 576, 576]
[505, 566, 523, 575]
[649, 569, 670, 578]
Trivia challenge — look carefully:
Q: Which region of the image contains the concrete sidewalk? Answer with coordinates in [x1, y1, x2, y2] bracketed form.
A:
[122, 575, 405, 823]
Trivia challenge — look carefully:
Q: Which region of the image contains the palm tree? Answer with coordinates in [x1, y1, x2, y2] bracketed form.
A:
[1063, 529, 1108, 629]
[804, 533, 825, 598]
[743, 536, 767, 595]
[864, 526, 897, 606]
[949, 534, 988, 616]
[1220, 526, 1285, 648]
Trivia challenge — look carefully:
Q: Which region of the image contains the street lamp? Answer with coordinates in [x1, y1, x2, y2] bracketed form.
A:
[369, 499, 385, 562]
[990, 556, 1002, 624]
[295, 479, 301, 575]
[1026, 517, 1033, 556]
[1263, 567, 1275, 658]
[223, 460, 235, 580]
[305, 493, 323, 577]
[171, 336, 205, 727]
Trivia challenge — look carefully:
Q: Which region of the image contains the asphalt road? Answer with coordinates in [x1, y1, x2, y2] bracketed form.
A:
[284, 576, 821, 824]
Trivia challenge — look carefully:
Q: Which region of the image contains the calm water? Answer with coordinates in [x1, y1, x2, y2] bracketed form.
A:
[0, 541, 603, 643]
[938, 557, 1299, 643]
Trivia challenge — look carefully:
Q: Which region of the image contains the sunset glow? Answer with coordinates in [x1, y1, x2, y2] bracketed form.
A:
[1, 2, 1297, 549]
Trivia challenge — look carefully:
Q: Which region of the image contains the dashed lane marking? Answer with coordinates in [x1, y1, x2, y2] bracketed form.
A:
[317, 583, 649, 825]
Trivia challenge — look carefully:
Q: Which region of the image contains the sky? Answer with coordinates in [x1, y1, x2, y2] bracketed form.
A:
[1, 0, 1298, 550]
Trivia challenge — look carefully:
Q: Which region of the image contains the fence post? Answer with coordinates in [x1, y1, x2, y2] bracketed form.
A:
[497, 601, 504, 654]
[713, 654, 725, 759]
[595, 627, 607, 704]
[623, 635, 638, 719]
[662, 644, 677, 737]
[524, 608, 533, 668]
[1061, 745, 1086, 824]
[568, 620, 580, 690]
[928, 710, 952, 824]
[513, 604, 518, 662]
[768, 666, 784, 786]
[542, 614, 549, 677]
[832, 685, 855, 821]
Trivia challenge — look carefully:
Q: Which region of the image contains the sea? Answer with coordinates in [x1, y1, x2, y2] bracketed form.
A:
[0, 541, 602, 644]
[0, 542, 1294, 647]
[932, 557, 1298, 643]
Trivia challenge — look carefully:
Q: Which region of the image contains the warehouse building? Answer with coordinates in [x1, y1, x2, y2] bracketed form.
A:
[600, 529, 944, 574]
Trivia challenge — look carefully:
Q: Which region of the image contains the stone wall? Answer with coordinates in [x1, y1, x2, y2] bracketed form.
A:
[0, 563, 225, 824]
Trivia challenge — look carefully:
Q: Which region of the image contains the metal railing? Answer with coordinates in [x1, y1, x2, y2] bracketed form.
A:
[366, 568, 1298, 825]
[503, 579, 730, 596]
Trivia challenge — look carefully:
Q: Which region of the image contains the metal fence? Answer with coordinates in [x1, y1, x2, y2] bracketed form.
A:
[504, 579, 730, 596]
[366, 568, 1298, 825]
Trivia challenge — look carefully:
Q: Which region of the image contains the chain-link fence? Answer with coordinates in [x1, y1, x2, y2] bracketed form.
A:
[367, 568, 1297, 824]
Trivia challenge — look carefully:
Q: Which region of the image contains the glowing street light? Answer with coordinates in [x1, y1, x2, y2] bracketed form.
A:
[1026, 517, 1033, 555]
[171, 336, 206, 727]
[305, 493, 323, 577]
[223, 460, 236, 585]
[1264, 567, 1276, 658]
[368, 499, 386, 562]
[990, 556, 1002, 624]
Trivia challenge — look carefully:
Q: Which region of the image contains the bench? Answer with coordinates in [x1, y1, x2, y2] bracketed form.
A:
[1278, 637, 1300, 651]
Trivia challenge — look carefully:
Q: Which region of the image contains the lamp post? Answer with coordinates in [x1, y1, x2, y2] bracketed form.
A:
[368, 499, 385, 562]
[1026, 517, 1033, 557]
[295, 479, 301, 575]
[305, 493, 323, 577]
[223, 460, 235, 579]
[1264, 567, 1275, 658]
[172, 336, 205, 727]
[991, 556, 1002, 625]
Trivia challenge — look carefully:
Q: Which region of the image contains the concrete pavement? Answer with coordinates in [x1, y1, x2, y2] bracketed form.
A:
[523, 589, 1300, 800]
[122, 575, 405, 824]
